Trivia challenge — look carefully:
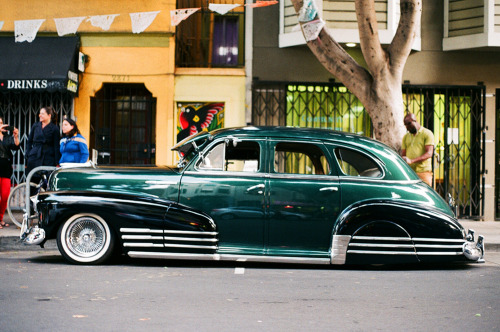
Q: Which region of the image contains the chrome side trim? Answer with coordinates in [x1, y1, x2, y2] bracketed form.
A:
[349, 243, 414, 248]
[415, 244, 464, 249]
[331, 235, 351, 265]
[164, 243, 218, 249]
[123, 243, 163, 248]
[122, 235, 163, 240]
[163, 236, 217, 242]
[413, 238, 464, 243]
[120, 228, 163, 234]
[352, 236, 412, 241]
[164, 230, 218, 236]
[414, 252, 463, 256]
[347, 250, 418, 255]
[126, 252, 331, 264]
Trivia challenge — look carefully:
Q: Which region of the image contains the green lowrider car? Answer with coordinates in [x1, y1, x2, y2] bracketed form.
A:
[24, 127, 485, 265]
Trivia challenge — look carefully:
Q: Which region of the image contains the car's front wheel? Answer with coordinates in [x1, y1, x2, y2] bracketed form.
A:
[57, 213, 114, 264]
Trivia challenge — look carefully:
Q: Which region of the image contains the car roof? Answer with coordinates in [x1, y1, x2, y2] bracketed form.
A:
[210, 126, 390, 150]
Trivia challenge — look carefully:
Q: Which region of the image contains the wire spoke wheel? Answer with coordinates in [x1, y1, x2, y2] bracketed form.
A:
[57, 214, 114, 264]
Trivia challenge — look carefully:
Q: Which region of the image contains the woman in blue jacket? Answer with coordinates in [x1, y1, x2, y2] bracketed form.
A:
[60, 118, 89, 164]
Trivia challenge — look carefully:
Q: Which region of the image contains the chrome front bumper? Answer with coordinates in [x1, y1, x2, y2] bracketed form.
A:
[463, 229, 485, 263]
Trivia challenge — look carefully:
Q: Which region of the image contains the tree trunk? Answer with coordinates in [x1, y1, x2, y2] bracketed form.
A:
[291, 0, 421, 151]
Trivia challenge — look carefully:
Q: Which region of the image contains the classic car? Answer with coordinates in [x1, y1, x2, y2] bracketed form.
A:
[23, 126, 485, 265]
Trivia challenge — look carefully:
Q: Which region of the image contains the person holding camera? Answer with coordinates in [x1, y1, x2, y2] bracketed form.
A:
[0, 117, 20, 228]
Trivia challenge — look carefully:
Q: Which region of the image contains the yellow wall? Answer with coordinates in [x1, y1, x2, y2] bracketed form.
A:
[174, 69, 247, 154]
[78, 34, 175, 165]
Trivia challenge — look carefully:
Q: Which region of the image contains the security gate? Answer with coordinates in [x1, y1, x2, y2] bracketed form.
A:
[90, 83, 156, 166]
[0, 91, 73, 185]
[252, 82, 485, 219]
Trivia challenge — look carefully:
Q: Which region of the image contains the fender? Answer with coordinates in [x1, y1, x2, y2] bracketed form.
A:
[330, 200, 466, 264]
[333, 199, 465, 239]
[36, 191, 217, 242]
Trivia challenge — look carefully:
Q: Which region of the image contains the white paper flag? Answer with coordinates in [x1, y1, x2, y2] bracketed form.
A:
[130, 11, 160, 34]
[54, 16, 86, 36]
[209, 4, 240, 15]
[0, 21, 4, 30]
[15, 19, 45, 43]
[302, 19, 325, 42]
[88, 14, 119, 31]
[170, 8, 199, 27]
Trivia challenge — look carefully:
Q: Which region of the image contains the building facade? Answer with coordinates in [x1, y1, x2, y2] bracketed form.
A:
[0, 0, 176, 181]
[251, 0, 500, 221]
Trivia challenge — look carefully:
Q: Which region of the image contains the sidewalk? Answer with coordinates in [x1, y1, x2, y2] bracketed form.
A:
[1, 212, 499, 252]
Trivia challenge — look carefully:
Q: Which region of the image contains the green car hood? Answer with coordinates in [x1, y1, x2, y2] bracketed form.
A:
[49, 166, 182, 201]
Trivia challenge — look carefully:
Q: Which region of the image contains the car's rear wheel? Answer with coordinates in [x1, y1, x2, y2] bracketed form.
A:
[57, 213, 114, 264]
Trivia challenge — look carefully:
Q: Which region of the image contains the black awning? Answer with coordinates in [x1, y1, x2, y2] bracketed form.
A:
[0, 36, 80, 93]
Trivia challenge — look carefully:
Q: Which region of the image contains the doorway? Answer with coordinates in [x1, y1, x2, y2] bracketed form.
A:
[90, 84, 156, 165]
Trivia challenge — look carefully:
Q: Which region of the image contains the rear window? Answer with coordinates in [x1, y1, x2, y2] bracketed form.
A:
[334, 148, 382, 178]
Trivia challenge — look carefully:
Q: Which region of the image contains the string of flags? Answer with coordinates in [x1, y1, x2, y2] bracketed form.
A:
[0, 1, 278, 43]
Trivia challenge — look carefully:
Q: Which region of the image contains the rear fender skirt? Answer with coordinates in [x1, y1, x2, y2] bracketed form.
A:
[333, 200, 464, 239]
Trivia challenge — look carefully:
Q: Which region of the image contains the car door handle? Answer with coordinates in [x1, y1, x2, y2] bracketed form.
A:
[247, 184, 265, 194]
[320, 186, 338, 192]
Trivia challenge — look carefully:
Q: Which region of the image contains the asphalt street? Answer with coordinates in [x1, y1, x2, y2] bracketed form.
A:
[0, 250, 499, 331]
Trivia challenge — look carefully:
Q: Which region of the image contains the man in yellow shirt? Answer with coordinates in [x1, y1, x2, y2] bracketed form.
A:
[401, 113, 434, 186]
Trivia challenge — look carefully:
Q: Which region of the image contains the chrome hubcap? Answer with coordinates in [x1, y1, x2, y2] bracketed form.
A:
[67, 218, 106, 257]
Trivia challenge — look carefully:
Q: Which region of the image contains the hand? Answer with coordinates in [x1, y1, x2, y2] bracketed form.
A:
[402, 156, 412, 164]
[12, 128, 19, 138]
[0, 124, 7, 132]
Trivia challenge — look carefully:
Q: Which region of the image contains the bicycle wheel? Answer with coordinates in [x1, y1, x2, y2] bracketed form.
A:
[7, 182, 38, 228]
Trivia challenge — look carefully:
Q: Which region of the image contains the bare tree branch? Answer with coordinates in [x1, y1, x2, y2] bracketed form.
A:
[387, 0, 422, 78]
[354, 0, 387, 77]
[290, 0, 373, 105]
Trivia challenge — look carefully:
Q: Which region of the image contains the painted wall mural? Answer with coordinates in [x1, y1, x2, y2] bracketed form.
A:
[176, 102, 225, 142]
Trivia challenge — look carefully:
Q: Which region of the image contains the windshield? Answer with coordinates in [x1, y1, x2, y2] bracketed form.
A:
[172, 131, 211, 168]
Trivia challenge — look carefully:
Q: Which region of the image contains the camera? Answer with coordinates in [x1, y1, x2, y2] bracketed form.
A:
[2, 125, 14, 132]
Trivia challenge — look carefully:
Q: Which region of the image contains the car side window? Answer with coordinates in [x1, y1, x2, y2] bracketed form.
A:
[274, 142, 330, 175]
[198, 140, 260, 172]
[334, 148, 382, 177]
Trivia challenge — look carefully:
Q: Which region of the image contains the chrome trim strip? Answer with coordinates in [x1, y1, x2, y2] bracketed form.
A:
[123, 243, 163, 248]
[184, 170, 267, 178]
[352, 236, 412, 241]
[164, 243, 217, 250]
[163, 236, 217, 242]
[120, 228, 163, 234]
[415, 252, 463, 256]
[126, 251, 331, 264]
[349, 243, 414, 248]
[347, 250, 417, 255]
[164, 230, 218, 236]
[413, 238, 465, 243]
[415, 244, 463, 249]
[122, 235, 163, 240]
[331, 235, 351, 264]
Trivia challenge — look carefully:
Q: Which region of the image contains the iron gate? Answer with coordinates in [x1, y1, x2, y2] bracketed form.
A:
[0, 91, 73, 185]
[252, 82, 485, 219]
[90, 84, 156, 166]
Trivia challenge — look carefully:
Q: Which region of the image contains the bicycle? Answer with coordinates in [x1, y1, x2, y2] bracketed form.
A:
[7, 170, 50, 228]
